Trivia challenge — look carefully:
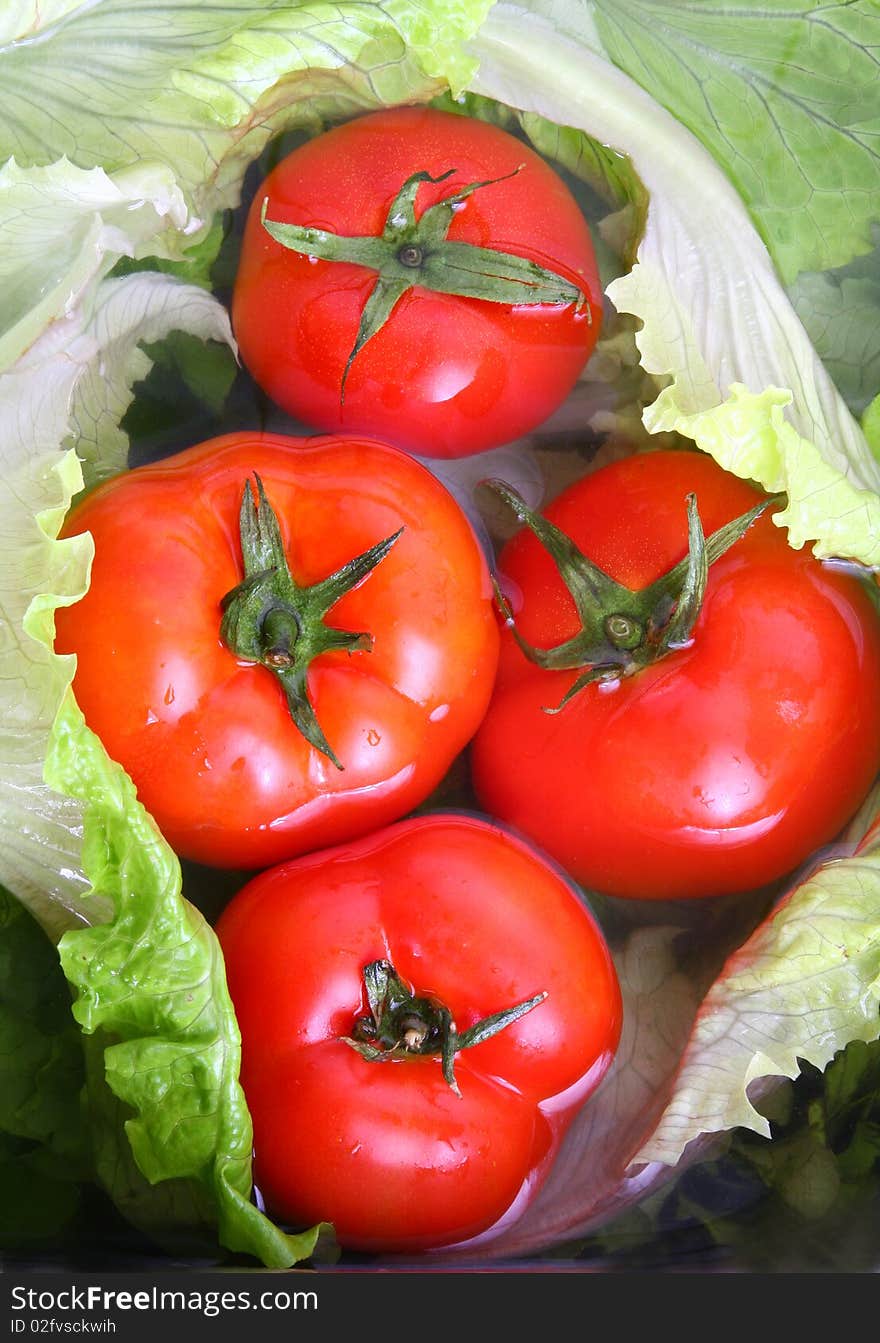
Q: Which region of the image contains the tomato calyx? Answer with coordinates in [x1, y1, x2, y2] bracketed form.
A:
[260, 167, 591, 401]
[220, 475, 401, 768]
[341, 958, 547, 1097]
[486, 477, 779, 711]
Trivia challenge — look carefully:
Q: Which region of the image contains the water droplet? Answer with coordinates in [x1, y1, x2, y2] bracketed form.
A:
[428, 704, 450, 723]
[366, 729, 380, 747]
[306, 254, 318, 266]
[164, 685, 175, 705]
[145, 709, 159, 726]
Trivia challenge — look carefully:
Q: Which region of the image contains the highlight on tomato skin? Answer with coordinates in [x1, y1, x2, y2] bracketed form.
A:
[231, 105, 603, 460]
[214, 813, 623, 1254]
[52, 431, 500, 871]
[471, 448, 880, 901]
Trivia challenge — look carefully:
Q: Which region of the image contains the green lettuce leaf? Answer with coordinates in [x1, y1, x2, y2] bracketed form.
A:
[788, 238, 880, 420]
[46, 695, 323, 1267]
[634, 839, 880, 1167]
[591, 0, 880, 286]
[469, 3, 880, 565]
[0, 0, 492, 237]
[0, 886, 88, 1249]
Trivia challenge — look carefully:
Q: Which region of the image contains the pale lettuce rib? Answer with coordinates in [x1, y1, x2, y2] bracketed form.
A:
[0, 344, 100, 941]
[0, 271, 233, 940]
[70, 272, 234, 485]
[0, 158, 190, 376]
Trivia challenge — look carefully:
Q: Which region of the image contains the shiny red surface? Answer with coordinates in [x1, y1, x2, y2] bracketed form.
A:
[215, 814, 622, 1251]
[54, 432, 499, 869]
[472, 450, 880, 899]
[232, 106, 602, 459]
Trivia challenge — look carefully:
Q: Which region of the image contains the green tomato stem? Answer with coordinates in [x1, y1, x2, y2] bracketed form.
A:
[485, 476, 781, 711]
[219, 475, 400, 768]
[261, 165, 591, 402]
[341, 958, 547, 1097]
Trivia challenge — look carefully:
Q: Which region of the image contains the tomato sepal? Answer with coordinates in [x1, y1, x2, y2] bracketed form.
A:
[486, 475, 780, 711]
[260, 164, 591, 402]
[219, 473, 401, 768]
[341, 957, 547, 1097]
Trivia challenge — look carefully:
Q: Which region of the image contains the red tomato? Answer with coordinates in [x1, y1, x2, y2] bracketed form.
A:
[232, 106, 602, 459]
[471, 450, 880, 900]
[54, 432, 499, 870]
[215, 814, 622, 1252]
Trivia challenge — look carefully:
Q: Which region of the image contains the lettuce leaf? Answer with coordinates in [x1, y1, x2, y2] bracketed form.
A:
[634, 818, 880, 1168]
[591, 0, 880, 285]
[69, 273, 234, 486]
[0, 0, 491, 244]
[0, 886, 88, 1249]
[2, 0, 880, 1269]
[47, 694, 323, 1267]
[469, 3, 880, 565]
[788, 238, 880, 420]
[0, 158, 190, 375]
[0, 270, 235, 939]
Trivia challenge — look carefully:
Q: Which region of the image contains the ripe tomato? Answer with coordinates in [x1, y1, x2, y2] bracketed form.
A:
[54, 432, 499, 870]
[471, 450, 880, 900]
[232, 106, 602, 459]
[215, 813, 622, 1253]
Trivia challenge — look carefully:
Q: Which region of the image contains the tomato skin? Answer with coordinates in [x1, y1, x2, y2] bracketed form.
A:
[232, 106, 602, 459]
[53, 433, 499, 870]
[215, 813, 622, 1252]
[471, 450, 880, 900]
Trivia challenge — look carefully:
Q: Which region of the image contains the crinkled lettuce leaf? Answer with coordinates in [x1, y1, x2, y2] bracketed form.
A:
[70, 273, 234, 485]
[0, 271, 233, 939]
[0, 158, 190, 376]
[0, 273, 315, 1263]
[0, 0, 492, 243]
[47, 695, 324, 1267]
[634, 804, 880, 1168]
[468, 3, 880, 565]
